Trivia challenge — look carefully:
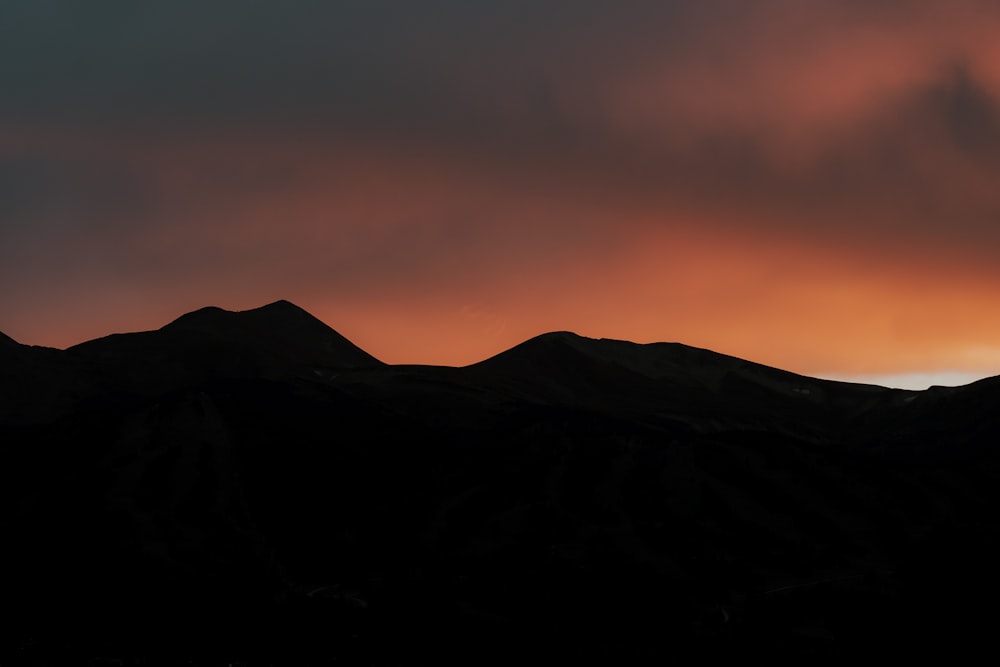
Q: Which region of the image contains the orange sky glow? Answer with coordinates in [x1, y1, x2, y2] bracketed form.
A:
[3, 1, 1000, 389]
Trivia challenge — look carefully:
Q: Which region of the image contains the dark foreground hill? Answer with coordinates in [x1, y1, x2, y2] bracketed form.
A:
[3, 301, 1000, 664]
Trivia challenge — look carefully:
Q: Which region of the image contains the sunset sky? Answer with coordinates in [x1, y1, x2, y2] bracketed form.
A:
[3, 1, 1000, 388]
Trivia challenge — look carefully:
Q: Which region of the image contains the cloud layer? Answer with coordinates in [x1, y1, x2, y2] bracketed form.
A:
[3, 1, 1000, 384]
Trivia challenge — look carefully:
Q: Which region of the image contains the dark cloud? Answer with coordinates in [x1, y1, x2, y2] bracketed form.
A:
[0, 2, 583, 125]
[930, 65, 1000, 159]
[4, 1, 1000, 379]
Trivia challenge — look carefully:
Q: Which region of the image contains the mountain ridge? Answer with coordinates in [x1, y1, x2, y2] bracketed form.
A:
[5, 299, 1000, 661]
[13, 301, 992, 394]
[62, 300, 382, 394]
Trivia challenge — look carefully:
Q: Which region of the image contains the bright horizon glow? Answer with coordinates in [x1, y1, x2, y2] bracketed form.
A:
[815, 371, 994, 391]
[10, 300, 995, 392]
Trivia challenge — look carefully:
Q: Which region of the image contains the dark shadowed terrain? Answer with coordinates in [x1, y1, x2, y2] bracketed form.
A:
[3, 301, 1000, 664]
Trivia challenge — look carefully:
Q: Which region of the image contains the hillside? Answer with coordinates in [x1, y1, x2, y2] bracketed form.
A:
[3, 302, 999, 663]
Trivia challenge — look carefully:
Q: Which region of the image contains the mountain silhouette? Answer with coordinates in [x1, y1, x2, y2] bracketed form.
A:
[3, 302, 999, 663]
[65, 300, 382, 396]
[471, 330, 909, 443]
[161, 300, 381, 370]
[0, 330, 19, 348]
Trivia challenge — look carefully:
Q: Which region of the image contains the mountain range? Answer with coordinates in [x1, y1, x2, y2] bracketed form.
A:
[3, 300, 999, 664]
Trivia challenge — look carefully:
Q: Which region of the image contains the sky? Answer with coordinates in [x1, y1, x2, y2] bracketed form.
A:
[3, 1, 1000, 389]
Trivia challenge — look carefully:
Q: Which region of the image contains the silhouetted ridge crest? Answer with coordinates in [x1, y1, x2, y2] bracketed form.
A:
[67, 300, 382, 393]
[8, 304, 1000, 662]
[477, 330, 730, 384]
[123, 300, 379, 365]
[482, 330, 856, 389]
[164, 305, 228, 328]
[468, 329, 905, 440]
[165, 300, 325, 332]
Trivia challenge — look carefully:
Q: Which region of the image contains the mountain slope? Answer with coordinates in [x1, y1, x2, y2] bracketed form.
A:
[4, 302, 1000, 662]
[162, 299, 381, 368]
[469, 331, 910, 441]
[66, 300, 382, 395]
[0, 337, 101, 423]
[0, 330, 19, 348]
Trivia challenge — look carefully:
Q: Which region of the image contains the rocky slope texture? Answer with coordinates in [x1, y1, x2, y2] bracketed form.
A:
[3, 300, 999, 664]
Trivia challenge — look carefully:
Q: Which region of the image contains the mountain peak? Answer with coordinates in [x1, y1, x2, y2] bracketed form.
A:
[68, 301, 383, 383]
[476, 328, 845, 398]
[535, 330, 587, 343]
[162, 300, 382, 368]
[165, 300, 312, 329]
[165, 305, 228, 326]
[258, 299, 302, 311]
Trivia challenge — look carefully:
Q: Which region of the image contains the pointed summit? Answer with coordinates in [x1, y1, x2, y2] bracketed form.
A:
[165, 300, 310, 330]
[163, 299, 382, 368]
[68, 300, 382, 393]
[258, 298, 306, 312]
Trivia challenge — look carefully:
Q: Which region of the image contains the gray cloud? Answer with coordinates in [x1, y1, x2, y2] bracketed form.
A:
[4, 0, 1000, 366]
